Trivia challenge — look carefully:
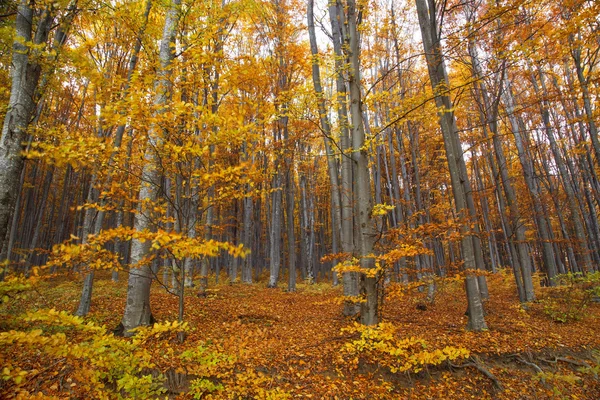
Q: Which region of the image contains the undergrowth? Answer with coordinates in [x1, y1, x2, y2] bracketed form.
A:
[539, 272, 600, 323]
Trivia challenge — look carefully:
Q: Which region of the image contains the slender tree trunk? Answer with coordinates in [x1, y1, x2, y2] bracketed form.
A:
[307, 0, 342, 287]
[286, 168, 296, 291]
[240, 141, 254, 283]
[300, 174, 315, 283]
[328, 1, 359, 316]
[530, 70, 593, 271]
[535, 145, 579, 273]
[242, 188, 253, 283]
[570, 37, 600, 164]
[120, 0, 181, 335]
[415, 0, 486, 330]
[471, 75, 534, 300]
[343, 0, 378, 325]
[501, 77, 559, 283]
[199, 187, 214, 292]
[267, 0, 290, 289]
[53, 166, 72, 246]
[473, 158, 498, 273]
[0, 2, 54, 252]
[26, 166, 53, 271]
[75, 0, 153, 315]
[268, 169, 283, 288]
[464, 12, 537, 297]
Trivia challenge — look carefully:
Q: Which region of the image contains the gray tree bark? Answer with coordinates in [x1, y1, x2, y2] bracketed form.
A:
[463, 3, 538, 298]
[300, 174, 315, 283]
[75, 0, 153, 316]
[343, 0, 378, 325]
[26, 166, 54, 272]
[268, 169, 283, 288]
[266, 0, 290, 289]
[570, 35, 600, 165]
[473, 158, 499, 273]
[468, 59, 534, 300]
[285, 168, 297, 291]
[500, 77, 559, 283]
[415, 0, 487, 330]
[120, 0, 181, 335]
[327, 1, 359, 315]
[307, 0, 342, 287]
[241, 143, 254, 284]
[0, 2, 54, 253]
[530, 69, 593, 271]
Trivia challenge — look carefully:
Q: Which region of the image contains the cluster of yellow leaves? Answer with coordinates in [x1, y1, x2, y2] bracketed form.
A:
[0, 274, 34, 304]
[384, 281, 432, 302]
[0, 309, 158, 398]
[162, 141, 210, 162]
[0, 308, 216, 399]
[333, 258, 382, 278]
[25, 130, 110, 170]
[319, 252, 351, 264]
[46, 240, 120, 272]
[230, 369, 291, 400]
[340, 322, 470, 374]
[75, 202, 115, 213]
[372, 203, 396, 217]
[146, 233, 249, 260]
[536, 272, 600, 323]
[46, 226, 248, 273]
[379, 244, 433, 264]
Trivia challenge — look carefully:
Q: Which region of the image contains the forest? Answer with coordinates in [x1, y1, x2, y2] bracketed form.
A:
[0, 0, 599, 398]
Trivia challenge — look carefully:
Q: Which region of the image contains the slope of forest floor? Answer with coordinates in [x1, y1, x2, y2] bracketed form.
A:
[1, 270, 599, 399]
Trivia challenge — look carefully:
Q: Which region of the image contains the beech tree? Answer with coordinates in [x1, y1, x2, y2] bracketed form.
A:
[0, 1, 69, 257]
[119, 0, 182, 335]
[415, 0, 487, 330]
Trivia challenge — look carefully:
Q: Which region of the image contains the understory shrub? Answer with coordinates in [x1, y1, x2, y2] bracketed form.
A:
[339, 322, 470, 374]
[540, 272, 600, 323]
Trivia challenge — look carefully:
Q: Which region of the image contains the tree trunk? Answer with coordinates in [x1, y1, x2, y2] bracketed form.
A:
[268, 169, 283, 288]
[26, 167, 54, 271]
[500, 77, 559, 283]
[0, 2, 54, 252]
[328, 1, 359, 316]
[286, 168, 297, 291]
[570, 37, 600, 165]
[415, 0, 486, 330]
[530, 69, 593, 271]
[242, 182, 253, 283]
[473, 158, 499, 273]
[120, 0, 181, 335]
[75, 0, 153, 315]
[307, 0, 342, 287]
[463, 10, 537, 297]
[300, 174, 315, 283]
[343, 0, 378, 325]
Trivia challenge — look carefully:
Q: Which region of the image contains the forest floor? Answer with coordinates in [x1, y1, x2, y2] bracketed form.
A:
[1, 269, 600, 399]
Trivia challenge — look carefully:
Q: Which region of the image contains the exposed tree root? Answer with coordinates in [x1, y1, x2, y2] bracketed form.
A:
[539, 356, 597, 378]
[514, 355, 545, 383]
[450, 356, 504, 391]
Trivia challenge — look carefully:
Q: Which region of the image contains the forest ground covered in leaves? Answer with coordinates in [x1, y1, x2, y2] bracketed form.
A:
[1, 270, 599, 399]
[1, 0, 600, 398]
